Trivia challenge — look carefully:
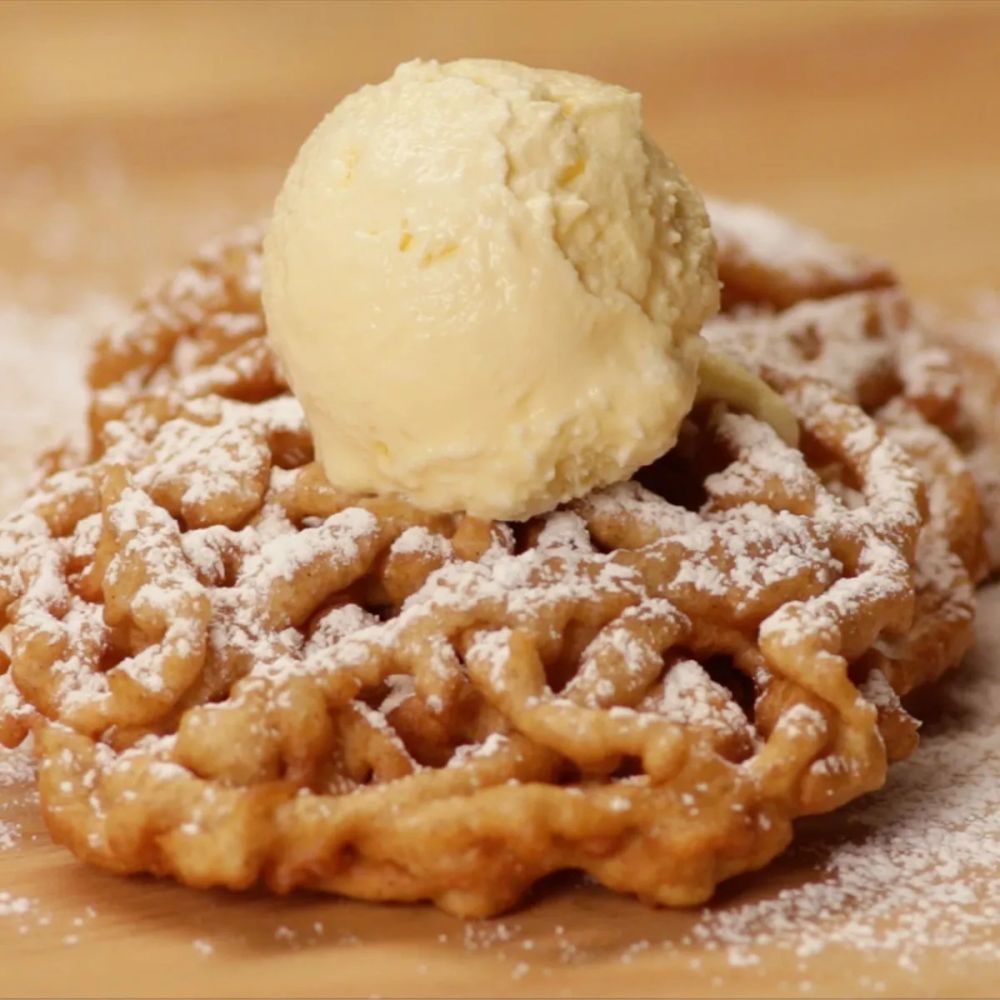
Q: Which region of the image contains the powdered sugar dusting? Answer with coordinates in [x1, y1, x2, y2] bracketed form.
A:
[0, 296, 122, 516]
[709, 199, 891, 288]
[702, 290, 901, 398]
[0, 739, 35, 788]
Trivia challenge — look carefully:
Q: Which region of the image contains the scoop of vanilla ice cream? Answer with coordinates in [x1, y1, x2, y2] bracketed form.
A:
[263, 58, 718, 520]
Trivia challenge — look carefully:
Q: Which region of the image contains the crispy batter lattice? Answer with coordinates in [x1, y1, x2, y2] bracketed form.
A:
[924, 327, 1000, 570]
[0, 221, 983, 916]
[709, 197, 996, 578]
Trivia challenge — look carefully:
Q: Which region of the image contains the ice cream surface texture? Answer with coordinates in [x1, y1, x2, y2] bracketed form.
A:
[263, 58, 719, 520]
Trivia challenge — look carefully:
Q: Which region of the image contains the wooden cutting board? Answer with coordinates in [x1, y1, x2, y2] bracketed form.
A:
[0, 3, 998, 996]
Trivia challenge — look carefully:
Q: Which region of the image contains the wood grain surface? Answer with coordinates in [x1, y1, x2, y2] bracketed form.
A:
[0, 2, 998, 997]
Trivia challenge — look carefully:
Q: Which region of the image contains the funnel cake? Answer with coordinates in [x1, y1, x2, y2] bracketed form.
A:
[0, 219, 986, 917]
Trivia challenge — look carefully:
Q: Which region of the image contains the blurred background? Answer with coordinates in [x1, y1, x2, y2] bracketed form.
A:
[0, 0, 997, 306]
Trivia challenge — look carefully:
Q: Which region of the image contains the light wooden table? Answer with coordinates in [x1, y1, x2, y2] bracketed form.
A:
[0, 2, 998, 997]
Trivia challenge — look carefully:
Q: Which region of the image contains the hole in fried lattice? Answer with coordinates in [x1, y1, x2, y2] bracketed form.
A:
[609, 755, 644, 779]
[701, 654, 756, 721]
[511, 521, 539, 556]
[544, 620, 604, 693]
[97, 644, 125, 675]
[797, 430, 865, 497]
[634, 409, 731, 512]
[389, 699, 466, 769]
